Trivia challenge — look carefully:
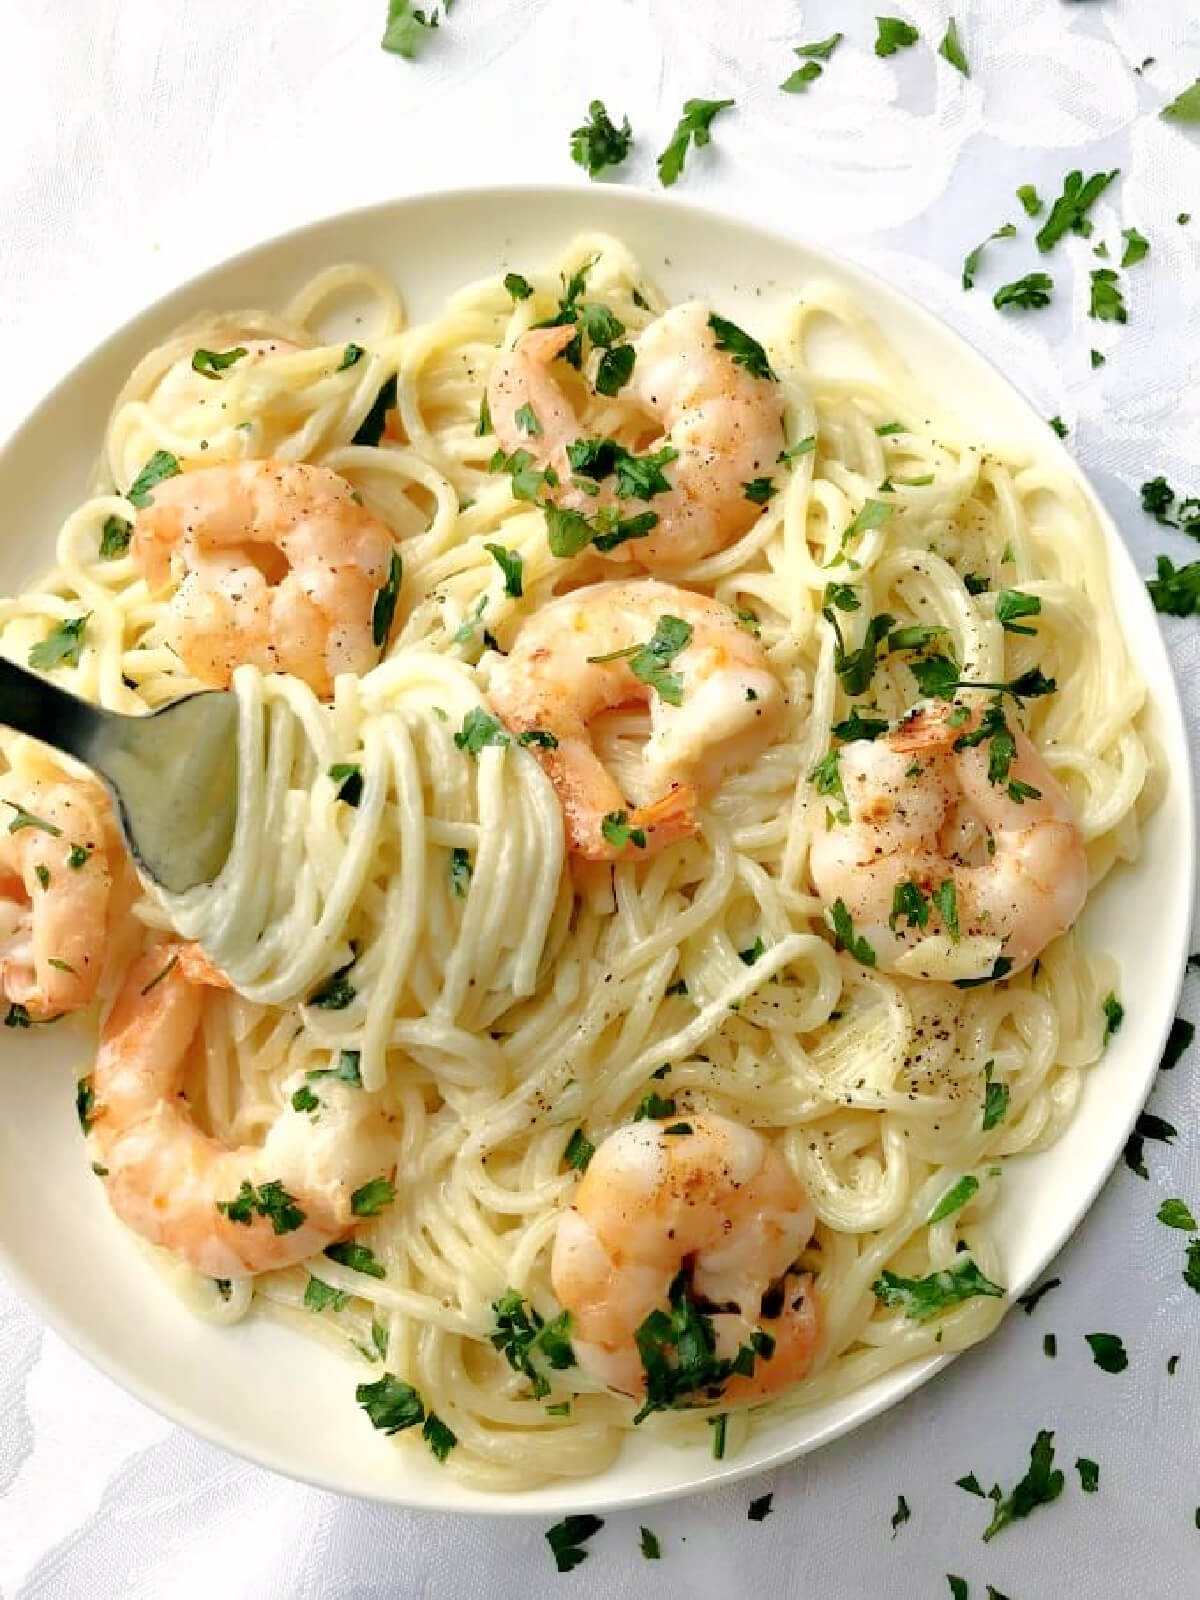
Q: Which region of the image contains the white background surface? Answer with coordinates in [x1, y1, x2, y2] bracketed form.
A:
[1, 2, 1199, 1595]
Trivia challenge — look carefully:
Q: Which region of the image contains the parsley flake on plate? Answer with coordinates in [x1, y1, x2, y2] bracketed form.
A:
[993, 272, 1054, 311]
[891, 1493, 911, 1534]
[875, 17, 919, 56]
[966, 222, 1017, 291]
[1147, 555, 1200, 616]
[352, 375, 398, 447]
[1158, 1198, 1197, 1230]
[939, 18, 969, 76]
[1161, 79, 1200, 123]
[484, 541, 523, 597]
[657, 97, 735, 188]
[216, 1178, 306, 1235]
[1016, 1276, 1061, 1315]
[304, 1275, 349, 1314]
[748, 1493, 774, 1522]
[1185, 1240, 1200, 1295]
[1037, 169, 1119, 251]
[351, 1176, 396, 1217]
[1084, 1331, 1128, 1373]
[99, 516, 132, 559]
[380, 0, 440, 60]
[601, 811, 647, 851]
[356, 1372, 424, 1433]
[570, 100, 633, 178]
[545, 1513, 604, 1573]
[1121, 227, 1150, 267]
[638, 1526, 661, 1559]
[1089, 268, 1127, 323]
[325, 1240, 385, 1278]
[454, 707, 510, 757]
[1160, 1015, 1194, 1070]
[126, 449, 180, 508]
[982, 1428, 1065, 1541]
[1017, 184, 1042, 217]
[829, 898, 876, 966]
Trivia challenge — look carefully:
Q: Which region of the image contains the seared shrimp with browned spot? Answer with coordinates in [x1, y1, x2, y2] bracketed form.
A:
[487, 579, 783, 859]
[551, 1114, 820, 1404]
[487, 302, 784, 564]
[87, 943, 393, 1279]
[132, 459, 399, 698]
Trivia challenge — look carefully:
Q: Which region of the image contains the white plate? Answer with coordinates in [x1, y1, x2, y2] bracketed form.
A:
[0, 186, 1191, 1516]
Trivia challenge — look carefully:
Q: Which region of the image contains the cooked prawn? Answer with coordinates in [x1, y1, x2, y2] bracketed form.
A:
[551, 1115, 820, 1403]
[487, 579, 784, 859]
[88, 943, 391, 1278]
[487, 301, 785, 564]
[132, 459, 398, 699]
[0, 777, 114, 1019]
[810, 700, 1088, 980]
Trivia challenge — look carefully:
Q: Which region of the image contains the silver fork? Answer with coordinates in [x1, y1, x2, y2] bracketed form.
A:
[0, 658, 238, 893]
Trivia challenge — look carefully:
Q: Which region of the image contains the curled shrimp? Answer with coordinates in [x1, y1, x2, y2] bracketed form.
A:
[487, 301, 785, 564]
[487, 579, 784, 860]
[810, 700, 1088, 980]
[87, 943, 391, 1278]
[551, 1115, 820, 1403]
[0, 776, 114, 1019]
[131, 459, 398, 699]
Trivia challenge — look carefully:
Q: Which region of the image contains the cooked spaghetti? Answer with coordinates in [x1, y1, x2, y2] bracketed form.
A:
[0, 235, 1155, 1490]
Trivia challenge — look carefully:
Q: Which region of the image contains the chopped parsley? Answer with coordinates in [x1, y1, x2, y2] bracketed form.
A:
[825, 610, 894, 696]
[99, 515, 132, 559]
[372, 550, 402, 651]
[352, 375, 398, 447]
[832, 706, 888, 742]
[570, 100, 633, 178]
[633, 1090, 677, 1121]
[781, 60, 822, 94]
[5, 803, 59, 837]
[982, 1061, 1010, 1130]
[4, 1004, 31, 1029]
[449, 846, 472, 897]
[545, 1514, 604, 1573]
[1121, 227, 1150, 267]
[709, 1413, 728, 1458]
[891, 1493, 911, 1535]
[126, 449, 180, 508]
[75, 1075, 95, 1132]
[738, 936, 766, 966]
[928, 1175, 979, 1224]
[931, 878, 960, 940]
[513, 402, 541, 437]
[781, 34, 842, 91]
[338, 343, 365, 370]
[34, 864, 49, 890]
[1124, 1110, 1176, 1179]
[1147, 555, 1200, 616]
[748, 1493, 774, 1522]
[1157, 1198, 1197, 1231]
[962, 224, 1016, 291]
[890, 879, 929, 932]
[454, 707, 510, 756]
[324, 1240, 385, 1278]
[810, 748, 848, 821]
[595, 342, 636, 396]
[490, 1290, 576, 1399]
[938, 18, 969, 75]
[1037, 169, 1119, 252]
[1161, 79, 1200, 124]
[590, 613, 693, 706]
[191, 345, 247, 379]
[707, 312, 775, 381]
[304, 1275, 349, 1314]
[216, 1179, 306, 1235]
[329, 763, 363, 806]
[291, 1084, 320, 1115]
[1185, 1240, 1200, 1294]
[1044, 1332, 1057, 1358]
[517, 729, 558, 749]
[993, 273, 1054, 311]
[632, 1272, 776, 1423]
[563, 1128, 594, 1172]
[1017, 1277, 1061, 1315]
[1101, 991, 1124, 1044]
[601, 811, 647, 851]
[422, 1412, 457, 1463]
[872, 1256, 1005, 1322]
[1084, 1331, 1128, 1373]
[1016, 184, 1042, 217]
[307, 1050, 363, 1089]
[356, 1372, 424, 1433]
[307, 959, 356, 1010]
[380, 1, 439, 60]
[875, 17, 919, 56]
[744, 476, 777, 505]
[995, 589, 1041, 635]
[1076, 1457, 1099, 1494]
[1160, 1016, 1194, 1070]
[639, 1526, 661, 1560]
[29, 615, 89, 672]
[1089, 268, 1127, 324]
[351, 1177, 396, 1217]
[1090, 348, 1106, 368]
[780, 435, 817, 463]
[982, 1429, 1064, 1541]
[956, 1472, 985, 1498]
[484, 542, 523, 598]
[657, 97, 735, 188]
[829, 898, 876, 966]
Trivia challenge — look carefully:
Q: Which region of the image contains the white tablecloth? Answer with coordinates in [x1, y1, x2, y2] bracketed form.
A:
[1, 3, 1199, 1595]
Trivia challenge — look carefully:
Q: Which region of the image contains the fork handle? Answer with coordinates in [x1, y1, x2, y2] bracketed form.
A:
[0, 656, 115, 769]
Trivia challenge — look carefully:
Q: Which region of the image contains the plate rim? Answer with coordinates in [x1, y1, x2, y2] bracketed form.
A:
[0, 181, 1192, 1516]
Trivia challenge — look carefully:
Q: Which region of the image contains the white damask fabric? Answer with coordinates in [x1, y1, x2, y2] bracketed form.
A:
[1, 2, 1198, 1596]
